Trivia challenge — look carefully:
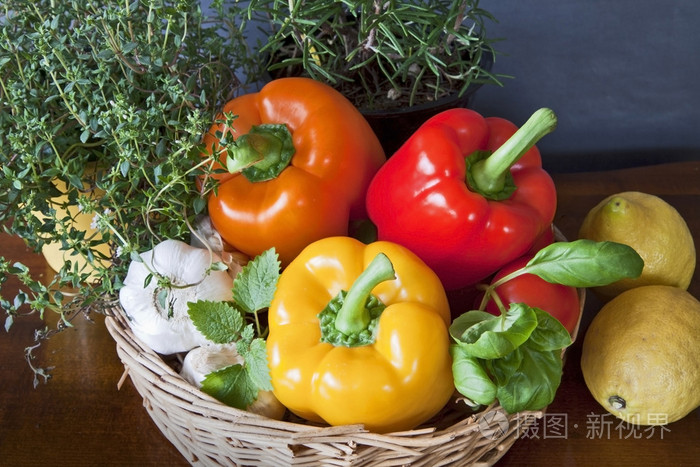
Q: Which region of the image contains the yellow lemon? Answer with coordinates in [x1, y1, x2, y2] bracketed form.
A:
[581, 285, 700, 425]
[579, 191, 695, 298]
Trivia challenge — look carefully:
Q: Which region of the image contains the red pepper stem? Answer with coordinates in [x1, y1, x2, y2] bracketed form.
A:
[334, 253, 396, 336]
[471, 108, 557, 195]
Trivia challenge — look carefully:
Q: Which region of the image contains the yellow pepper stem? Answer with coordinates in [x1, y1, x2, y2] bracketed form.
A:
[334, 253, 396, 336]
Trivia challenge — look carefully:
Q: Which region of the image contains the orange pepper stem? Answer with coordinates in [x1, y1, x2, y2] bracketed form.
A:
[469, 108, 557, 197]
[225, 123, 295, 182]
[334, 253, 396, 336]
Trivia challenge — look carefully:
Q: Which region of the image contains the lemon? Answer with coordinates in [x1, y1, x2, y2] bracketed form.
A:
[579, 191, 696, 298]
[581, 285, 700, 425]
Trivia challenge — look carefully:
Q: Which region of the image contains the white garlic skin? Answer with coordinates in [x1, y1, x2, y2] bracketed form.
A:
[119, 239, 233, 354]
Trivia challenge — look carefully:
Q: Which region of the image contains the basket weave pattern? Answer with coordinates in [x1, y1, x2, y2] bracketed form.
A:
[105, 305, 545, 466]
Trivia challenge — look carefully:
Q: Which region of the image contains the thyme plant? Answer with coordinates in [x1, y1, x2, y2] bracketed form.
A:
[240, 0, 501, 110]
[0, 0, 262, 384]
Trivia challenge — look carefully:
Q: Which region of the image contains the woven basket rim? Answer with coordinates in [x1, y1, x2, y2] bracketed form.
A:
[107, 302, 551, 465]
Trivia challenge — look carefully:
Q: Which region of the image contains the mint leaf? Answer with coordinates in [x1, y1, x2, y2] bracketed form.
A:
[233, 248, 280, 314]
[188, 300, 244, 344]
[201, 364, 259, 410]
[188, 249, 280, 412]
[243, 338, 273, 391]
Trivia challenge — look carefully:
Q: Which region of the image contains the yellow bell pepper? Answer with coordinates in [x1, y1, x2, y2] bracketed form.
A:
[267, 236, 454, 433]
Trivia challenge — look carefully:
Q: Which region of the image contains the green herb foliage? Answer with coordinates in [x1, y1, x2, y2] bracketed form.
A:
[238, 0, 501, 110]
[450, 240, 644, 413]
[0, 0, 263, 384]
[187, 248, 280, 409]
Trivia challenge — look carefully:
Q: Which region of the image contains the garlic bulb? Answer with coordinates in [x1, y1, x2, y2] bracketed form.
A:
[119, 239, 233, 354]
[181, 345, 287, 420]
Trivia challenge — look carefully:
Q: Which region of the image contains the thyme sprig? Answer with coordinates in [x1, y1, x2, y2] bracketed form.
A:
[0, 0, 263, 385]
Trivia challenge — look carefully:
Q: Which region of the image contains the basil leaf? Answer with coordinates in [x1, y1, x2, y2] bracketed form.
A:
[486, 348, 523, 386]
[450, 345, 497, 406]
[449, 310, 495, 341]
[525, 240, 644, 288]
[527, 308, 573, 351]
[496, 346, 563, 413]
[453, 304, 538, 359]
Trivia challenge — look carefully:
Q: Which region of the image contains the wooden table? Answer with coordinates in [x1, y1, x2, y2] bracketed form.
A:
[1, 161, 699, 466]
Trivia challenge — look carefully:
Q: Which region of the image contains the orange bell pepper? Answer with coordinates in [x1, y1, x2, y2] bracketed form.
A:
[266, 236, 455, 433]
[204, 78, 385, 265]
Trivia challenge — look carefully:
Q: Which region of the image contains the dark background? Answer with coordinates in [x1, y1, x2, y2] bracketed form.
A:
[225, 0, 700, 173]
[469, 0, 700, 172]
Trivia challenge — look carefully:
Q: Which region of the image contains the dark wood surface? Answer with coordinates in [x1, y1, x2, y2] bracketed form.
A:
[1, 161, 699, 466]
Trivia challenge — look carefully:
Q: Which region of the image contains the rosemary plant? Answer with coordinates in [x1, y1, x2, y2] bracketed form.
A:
[239, 0, 501, 110]
[0, 0, 262, 384]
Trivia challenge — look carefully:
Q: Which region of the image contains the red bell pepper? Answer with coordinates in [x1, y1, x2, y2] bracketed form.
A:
[366, 108, 558, 290]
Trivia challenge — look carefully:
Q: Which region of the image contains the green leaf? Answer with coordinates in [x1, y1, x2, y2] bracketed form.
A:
[241, 337, 273, 391]
[5, 315, 14, 332]
[496, 346, 563, 413]
[200, 364, 259, 410]
[452, 304, 538, 359]
[187, 300, 244, 344]
[449, 310, 495, 341]
[486, 347, 523, 386]
[450, 345, 497, 406]
[525, 240, 644, 288]
[233, 248, 280, 314]
[527, 308, 573, 351]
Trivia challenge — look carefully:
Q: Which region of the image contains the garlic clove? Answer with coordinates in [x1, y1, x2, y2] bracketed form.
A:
[181, 345, 287, 420]
[180, 344, 243, 387]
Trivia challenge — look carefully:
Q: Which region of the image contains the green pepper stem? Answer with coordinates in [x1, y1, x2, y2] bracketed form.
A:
[225, 124, 295, 182]
[334, 253, 396, 336]
[226, 133, 267, 173]
[470, 108, 557, 195]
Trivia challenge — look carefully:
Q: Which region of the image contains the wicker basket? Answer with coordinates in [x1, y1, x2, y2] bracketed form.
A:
[105, 280, 584, 467]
